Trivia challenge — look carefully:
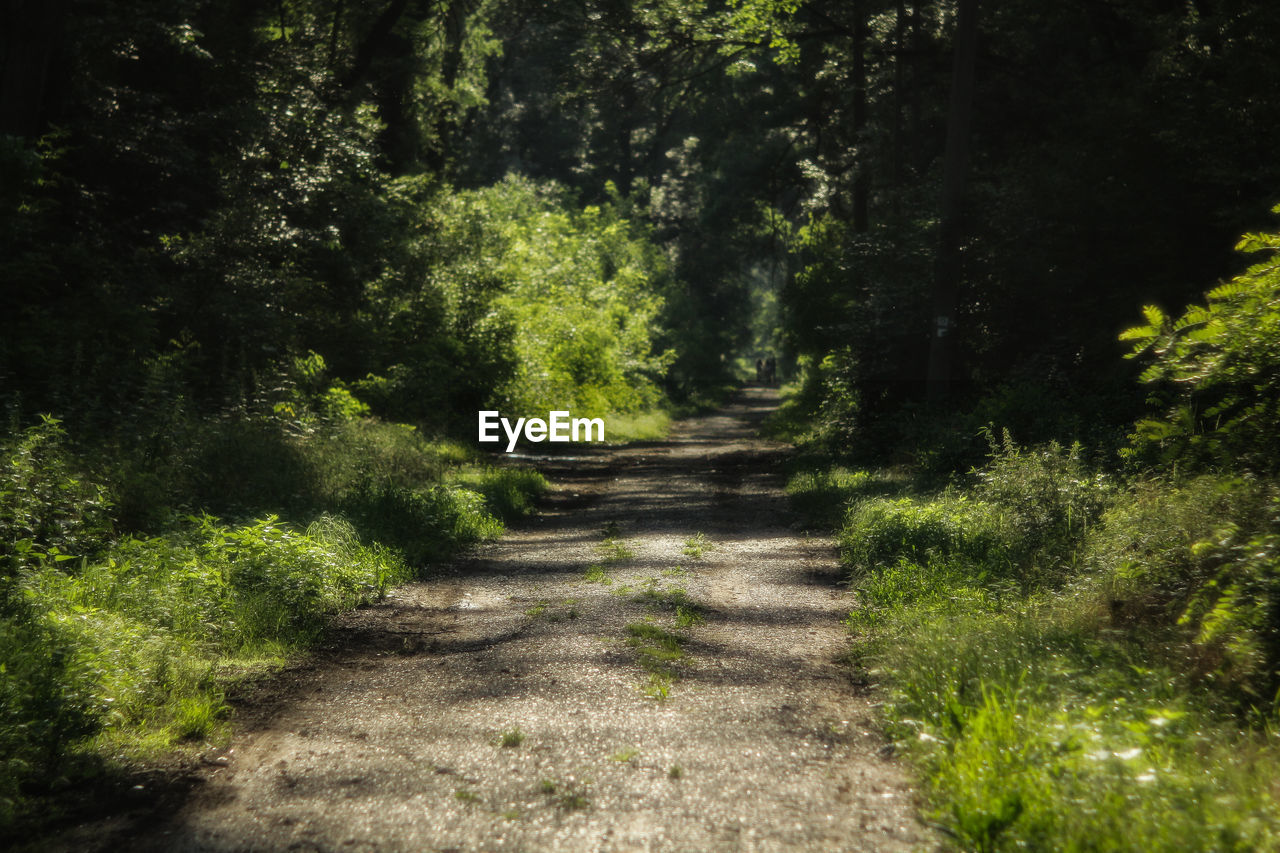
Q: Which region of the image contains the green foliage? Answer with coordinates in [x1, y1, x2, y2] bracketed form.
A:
[787, 466, 899, 529]
[357, 176, 675, 427]
[806, 428, 1279, 851]
[871, 596, 1280, 852]
[448, 467, 548, 522]
[625, 622, 687, 699]
[840, 495, 1013, 582]
[0, 404, 543, 832]
[0, 512, 408, 830]
[972, 431, 1114, 570]
[812, 460, 1280, 849]
[1121, 212, 1280, 472]
[1087, 476, 1280, 701]
[339, 480, 503, 568]
[0, 417, 113, 588]
[681, 533, 714, 559]
[0, 615, 105, 823]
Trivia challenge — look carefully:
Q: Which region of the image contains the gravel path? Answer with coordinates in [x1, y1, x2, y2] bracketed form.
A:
[129, 388, 927, 851]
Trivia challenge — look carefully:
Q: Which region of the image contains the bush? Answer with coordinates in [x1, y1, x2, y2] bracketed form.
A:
[787, 466, 899, 529]
[340, 480, 503, 567]
[0, 512, 410, 829]
[1086, 476, 1280, 701]
[840, 494, 1014, 581]
[0, 615, 106, 822]
[0, 417, 113, 587]
[972, 430, 1113, 572]
[1121, 210, 1280, 473]
[449, 466, 548, 522]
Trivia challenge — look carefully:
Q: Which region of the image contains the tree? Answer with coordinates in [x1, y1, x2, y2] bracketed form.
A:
[926, 0, 978, 400]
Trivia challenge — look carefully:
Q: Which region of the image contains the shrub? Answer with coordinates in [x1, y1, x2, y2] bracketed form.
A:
[972, 430, 1113, 572]
[1120, 210, 1280, 473]
[1, 511, 410, 829]
[839, 494, 1013, 580]
[0, 417, 113, 587]
[449, 466, 548, 522]
[0, 614, 106, 820]
[340, 479, 503, 567]
[786, 466, 898, 529]
[1085, 476, 1280, 700]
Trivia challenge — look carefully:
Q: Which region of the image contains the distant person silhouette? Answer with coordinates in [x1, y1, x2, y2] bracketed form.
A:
[764, 356, 777, 386]
[755, 358, 764, 383]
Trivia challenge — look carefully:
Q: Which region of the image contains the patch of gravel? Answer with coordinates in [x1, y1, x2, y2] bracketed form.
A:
[87, 389, 932, 852]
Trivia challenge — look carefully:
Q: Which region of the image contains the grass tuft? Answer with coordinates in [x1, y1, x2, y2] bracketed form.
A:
[681, 532, 714, 559]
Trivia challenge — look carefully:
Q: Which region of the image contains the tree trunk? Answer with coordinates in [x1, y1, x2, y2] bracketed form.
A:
[891, 0, 906, 217]
[926, 0, 979, 400]
[851, 2, 869, 233]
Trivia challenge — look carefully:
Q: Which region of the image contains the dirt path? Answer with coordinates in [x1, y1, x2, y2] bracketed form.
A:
[128, 389, 926, 851]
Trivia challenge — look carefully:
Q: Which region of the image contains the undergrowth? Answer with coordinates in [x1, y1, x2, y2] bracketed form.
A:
[0, 414, 545, 833]
[791, 434, 1280, 851]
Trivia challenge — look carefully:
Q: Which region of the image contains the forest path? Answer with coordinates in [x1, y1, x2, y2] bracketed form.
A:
[134, 388, 925, 852]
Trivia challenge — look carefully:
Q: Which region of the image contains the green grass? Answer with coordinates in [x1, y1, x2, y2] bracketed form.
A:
[524, 600, 578, 621]
[809, 443, 1280, 851]
[498, 727, 525, 748]
[606, 410, 671, 442]
[625, 622, 687, 699]
[583, 563, 612, 584]
[879, 603, 1280, 851]
[0, 415, 547, 834]
[598, 535, 635, 563]
[610, 747, 640, 763]
[538, 778, 590, 810]
[786, 465, 902, 529]
[681, 532, 714, 559]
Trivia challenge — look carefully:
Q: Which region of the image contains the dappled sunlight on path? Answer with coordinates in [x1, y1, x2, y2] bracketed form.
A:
[114, 389, 927, 852]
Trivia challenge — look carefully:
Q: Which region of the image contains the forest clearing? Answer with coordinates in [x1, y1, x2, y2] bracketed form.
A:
[4, 1, 1280, 850]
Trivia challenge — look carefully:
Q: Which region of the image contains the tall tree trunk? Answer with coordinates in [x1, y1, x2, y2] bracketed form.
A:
[891, 0, 907, 217]
[327, 0, 342, 70]
[851, 3, 869, 233]
[926, 0, 979, 400]
[909, 1, 923, 173]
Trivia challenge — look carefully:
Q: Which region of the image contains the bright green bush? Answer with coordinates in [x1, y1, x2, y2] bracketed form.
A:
[972, 431, 1113, 572]
[787, 466, 898, 529]
[0, 614, 105, 823]
[449, 467, 548, 522]
[1121, 210, 1280, 472]
[339, 479, 503, 567]
[1, 417, 113, 585]
[875, 599, 1280, 852]
[839, 494, 1013, 580]
[369, 176, 674, 425]
[1, 512, 410, 828]
[1086, 476, 1280, 700]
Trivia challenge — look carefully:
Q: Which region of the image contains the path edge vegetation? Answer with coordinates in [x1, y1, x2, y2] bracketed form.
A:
[784, 216, 1280, 851]
[0, 188, 702, 840]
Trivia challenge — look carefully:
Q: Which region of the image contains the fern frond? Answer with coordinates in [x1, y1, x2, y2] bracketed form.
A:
[1173, 305, 1212, 331]
[1233, 232, 1279, 254]
[1119, 325, 1158, 342]
[1206, 280, 1250, 302]
[1137, 364, 1164, 384]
